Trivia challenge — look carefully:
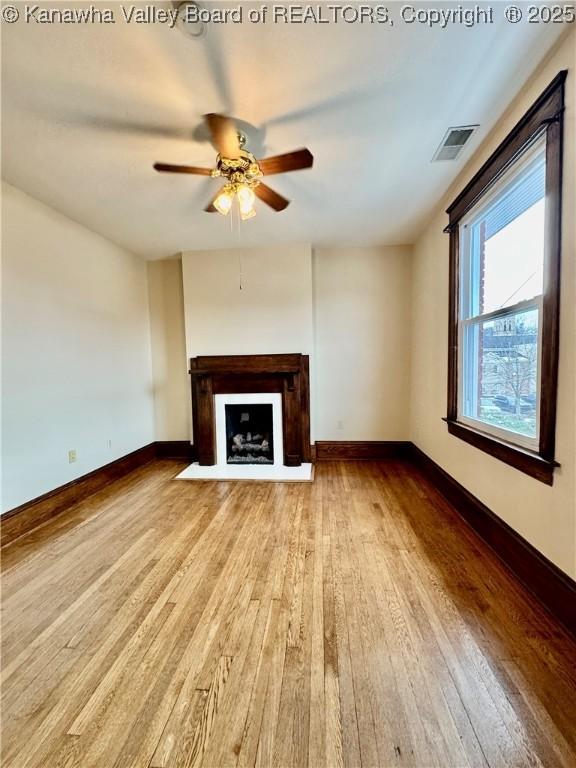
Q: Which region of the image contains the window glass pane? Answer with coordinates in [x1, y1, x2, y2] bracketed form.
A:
[462, 143, 546, 319]
[483, 198, 545, 314]
[462, 308, 539, 439]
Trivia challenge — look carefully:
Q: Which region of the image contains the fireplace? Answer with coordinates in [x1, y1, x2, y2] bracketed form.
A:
[177, 354, 312, 481]
[225, 404, 274, 464]
[189, 354, 311, 466]
[213, 391, 284, 473]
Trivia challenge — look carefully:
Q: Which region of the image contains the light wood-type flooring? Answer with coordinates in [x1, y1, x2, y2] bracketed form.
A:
[2, 459, 576, 768]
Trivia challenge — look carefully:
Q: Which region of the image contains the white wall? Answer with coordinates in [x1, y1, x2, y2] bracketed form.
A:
[314, 246, 412, 441]
[409, 31, 576, 578]
[147, 259, 191, 442]
[1, 182, 155, 512]
[182, 245, 314, 358]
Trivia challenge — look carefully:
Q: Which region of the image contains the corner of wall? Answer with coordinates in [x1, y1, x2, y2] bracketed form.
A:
[147, 257, 191, 443]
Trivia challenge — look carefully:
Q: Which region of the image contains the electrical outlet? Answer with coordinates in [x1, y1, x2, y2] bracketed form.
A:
[107, 439, 112, 449]
[337, 420, 344, 430]
[68, 449, 77, 464]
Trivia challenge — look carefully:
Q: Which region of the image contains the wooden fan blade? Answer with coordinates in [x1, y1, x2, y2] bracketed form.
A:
[255, 183, 290, 211]
[154, 163, 212, 176]
[204, 113, 240, 158]
[258, 148, 313, 176]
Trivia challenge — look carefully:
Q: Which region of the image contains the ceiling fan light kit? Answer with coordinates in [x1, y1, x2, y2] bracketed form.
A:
[209, 134, 262, 219]
[154, 114, 314, 221]
[212, 182, 256, 220]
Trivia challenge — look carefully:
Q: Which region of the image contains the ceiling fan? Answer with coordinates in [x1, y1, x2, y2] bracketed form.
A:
[153, 113, 313, 220]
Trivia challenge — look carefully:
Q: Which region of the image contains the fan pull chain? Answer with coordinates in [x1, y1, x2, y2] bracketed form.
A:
[236, 211, 243, 290]
[229, 201, 243, 290]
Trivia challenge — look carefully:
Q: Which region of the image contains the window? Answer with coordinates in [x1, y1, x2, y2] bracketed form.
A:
[459, 139, 544, 449]
[445, 72, 566, 484]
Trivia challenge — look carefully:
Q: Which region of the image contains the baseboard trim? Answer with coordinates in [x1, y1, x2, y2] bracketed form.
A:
[156, 441, 194, 460]
[1, 443, 159, 547]
[315, 441, 410, 461]
[409, 443, 576, 637]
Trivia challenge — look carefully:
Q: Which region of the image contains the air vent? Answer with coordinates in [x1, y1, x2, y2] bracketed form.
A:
[174, 1, 207, 38]
[432, 125, 479, 162]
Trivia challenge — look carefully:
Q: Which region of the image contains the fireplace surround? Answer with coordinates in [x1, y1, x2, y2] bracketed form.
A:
[189, 354, 311, 467]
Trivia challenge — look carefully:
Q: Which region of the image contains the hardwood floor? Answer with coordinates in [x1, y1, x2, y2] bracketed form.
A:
[2, 459, 576, 768]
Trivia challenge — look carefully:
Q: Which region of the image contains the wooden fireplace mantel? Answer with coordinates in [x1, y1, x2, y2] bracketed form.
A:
[189, 354, 311, 467]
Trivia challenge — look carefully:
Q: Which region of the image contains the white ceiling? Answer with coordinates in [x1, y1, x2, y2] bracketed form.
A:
[1, 2, 565, 259]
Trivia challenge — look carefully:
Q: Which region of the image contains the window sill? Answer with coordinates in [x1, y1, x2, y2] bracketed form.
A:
[443, 418, 558, 485]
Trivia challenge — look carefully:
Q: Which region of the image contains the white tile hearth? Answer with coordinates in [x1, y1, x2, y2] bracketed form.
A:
[176, 462, 313, 482]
